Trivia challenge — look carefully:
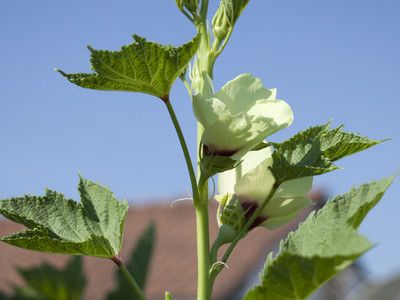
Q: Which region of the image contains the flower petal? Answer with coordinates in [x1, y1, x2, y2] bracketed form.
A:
[234, 161, 275, 202]
[218, 147, 273, 198]
[246, 99, 294, 131]
[260, 193, 312, 229]
[192, 96, 228, 127]
[262, 212, 300, 229]
[264, 195, 311, 217]
[202, 112, 251, 154]
[230, 99, 293, 159]
[218, 170, 237, 196]
[274, 177, 313, 198]
[216, 73, 276, 114]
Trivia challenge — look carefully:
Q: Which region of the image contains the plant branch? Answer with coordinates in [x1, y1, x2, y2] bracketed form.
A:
[209, 184, 280, 284]
[180, 8, 195, 23]
[164, 98, 200, 204]
[214, 28, 234, 57]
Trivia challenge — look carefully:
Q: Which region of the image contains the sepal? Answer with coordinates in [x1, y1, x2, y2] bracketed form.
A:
[200, 154, 237, 179]
[216, 194, 245, 236]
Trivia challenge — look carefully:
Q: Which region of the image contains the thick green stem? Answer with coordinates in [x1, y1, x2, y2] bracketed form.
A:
[195, 202, 211, 300]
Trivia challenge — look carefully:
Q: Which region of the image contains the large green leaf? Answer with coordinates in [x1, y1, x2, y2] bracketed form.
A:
[270, 123, 381, 182]
[16, 256, 85, 300]
[244, 176, 394, 300]
[0, 177, 128, 258]
[108, 223, 156, 300]
[58, 35, 200, 100]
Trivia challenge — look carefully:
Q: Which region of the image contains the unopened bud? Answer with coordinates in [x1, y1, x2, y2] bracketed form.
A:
[212, 4, 230, 41]
[212, 0, 250, 41]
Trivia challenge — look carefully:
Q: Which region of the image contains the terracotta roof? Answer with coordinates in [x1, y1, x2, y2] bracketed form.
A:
[0, 201, 313, 300]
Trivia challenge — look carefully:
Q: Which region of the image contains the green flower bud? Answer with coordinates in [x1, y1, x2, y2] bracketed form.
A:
[212, 0, 250, 41]
[216, 224, 238, 245]
[212, 4, 230, 41]
[216, 193, 245, 234]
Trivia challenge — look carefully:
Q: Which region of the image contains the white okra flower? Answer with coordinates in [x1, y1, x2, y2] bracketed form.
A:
[218, 147, 313, 229]
[192, 73, 293, 160]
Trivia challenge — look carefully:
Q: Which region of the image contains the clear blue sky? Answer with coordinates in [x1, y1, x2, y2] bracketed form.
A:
[1, 1, 399, 281]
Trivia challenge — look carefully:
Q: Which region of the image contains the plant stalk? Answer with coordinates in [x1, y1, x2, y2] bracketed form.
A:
[121, 264, 146, 300]
[209, 184, 280, 285]
[112, 257, 146, 300]
[165, 98, 200, 204]
[164, 98, 211, 300]
[195, 201, 211, 300]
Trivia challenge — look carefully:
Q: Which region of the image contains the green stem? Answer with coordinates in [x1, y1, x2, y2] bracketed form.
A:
[180, 8, 195, 23]
[212, 28, 233, 57]
[210, 184, 279, 285]
[165, 99, 200, 204]
[195, 202, 211, 300]
[164, 98, 211, 300]
[200, 0, 209, 22]
[113, 258, 146, 300]
[165, 291, 173, 300]
[196, 123, 204, 175]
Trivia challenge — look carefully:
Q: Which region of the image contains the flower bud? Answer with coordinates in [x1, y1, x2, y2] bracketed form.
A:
[212, 0, 250, 41]
[212, 4, 230, 41]
[216, 193, 245, 235]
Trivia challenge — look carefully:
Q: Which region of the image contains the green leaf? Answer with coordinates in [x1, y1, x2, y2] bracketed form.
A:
[244, 176, 394, 300]
[15, 256, 85, 300]
[108, 223, 156, 300]
[320, 176, 394, 229]
[270, 123, 382, 182]
[320, 125, 383, 162]
[58, 35, 200, 100]
[0, 176, 128, 258]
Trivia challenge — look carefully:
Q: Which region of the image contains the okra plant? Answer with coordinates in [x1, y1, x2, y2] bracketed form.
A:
[0, 1, 395, 299]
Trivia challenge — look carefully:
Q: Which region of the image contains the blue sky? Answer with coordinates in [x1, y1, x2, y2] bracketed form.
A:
[1, 1, 399, 281]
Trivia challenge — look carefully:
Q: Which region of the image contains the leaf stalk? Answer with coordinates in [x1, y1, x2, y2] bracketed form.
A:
[112, 257, 146, 300]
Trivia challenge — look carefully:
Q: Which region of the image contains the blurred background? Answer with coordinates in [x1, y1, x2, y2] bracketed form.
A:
[0, 0, 399, 298]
